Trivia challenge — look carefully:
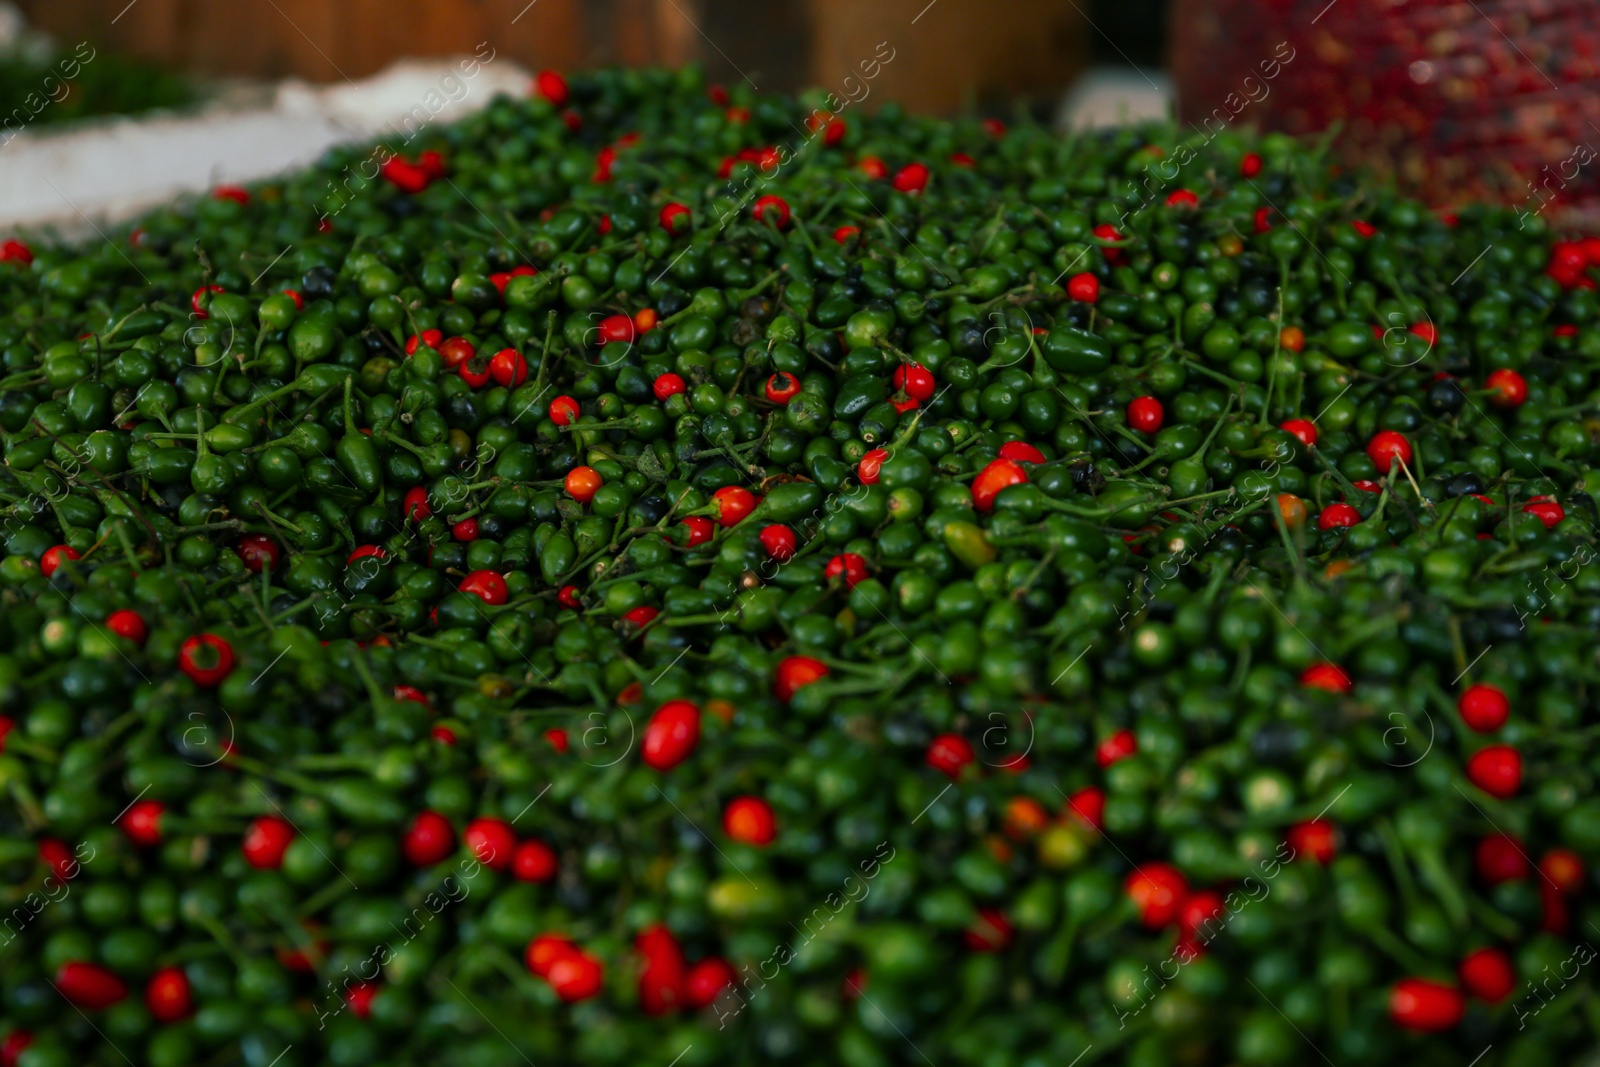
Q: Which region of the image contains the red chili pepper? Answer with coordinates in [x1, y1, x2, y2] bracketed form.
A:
[534, 70, 569, 106]
[1299, 662, 1352, 693]
[190, 284, 225, 319]
[549, 395, 580, 426]
[1280, 418, 1317, 446]
[118, 799, 166, 846]
[1317, 502, 1361, 530]
[458, 352, 494, 388]
[242, 817, 295, 869]
[659, 202, 692, 235]
[235, 535, 279, 574]
[1475, 833, 1530, 885]
[38, 839, 78, 881]
[1286, 818, 1337, 864]
[892, 363, 936, 400]
[1484, 368, 1527, 408]
[1366, 430, 1412, 472]
[346, 981, 378, 1017]
[926, 733, 974, 778]
[710, 486, 755, 527]
[825, 553, 870, 590]
[971, 457, 1027, 512]
[681, 516, 714, 548]
[1126, 396, 1164, 433]
[405, 329, 444, 355]
[1466, 745, 1522, 798]
[145, 966, 193, 1023]
[597, 313, 635, 346]
[40, 544, 80, 577]
[1066, 786, 1105, 830]
[1095, 729, 1138, 768]
[1541, 849, 1585, 894]
[962, 908, 1013, 951]
[178, 634, 235, 687]
[752, 194, 791, 228]
[402, 810, 456, 866]
[1177, 890, 1226, 945]
[512, 839, 559, 882]
[548, 952, 605, 1003]
[774, 655, 829, 702]
[1523, 497, 1565, 528]
[857, 448, 889, 485]
[652, 372, 686, 400]
[55, 962, 128, 1011]
[463, 817, 515, 870]
[642, 700, 701, 771]
[526, 933, 578, 978]
[458, 570, 509, 606]
[0, 238, 34, 265]
[684, 958, 736, 1009]
[997, 441, 1046, 464]
[1125, 863, 1188, 928]
[759, 524, 797, 562]
[891, 162, 930, 193]
[623, 605, 659, 630]
[393, 685, 430, 708]
[765, 372, 801, 404]
[1458, 948, 1515, 1003]
[723, 796, 777, 845]
[434, 337, 473, 369]
[488, 348, 528, 387]
[1389, 978, 1463, 1031]
[379, 157, 430, 194]
[1093, 224, 1127, 265]
[403, 486, 433, 522]
[636, 924, 688, 1015]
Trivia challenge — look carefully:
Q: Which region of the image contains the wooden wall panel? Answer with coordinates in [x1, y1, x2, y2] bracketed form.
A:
[699, 0, 810, 94]
[805, 0, 1088, 114]
[17, 0, 587, 81]
[202, 0, 327, 82]
[15, 0, 1082, 113]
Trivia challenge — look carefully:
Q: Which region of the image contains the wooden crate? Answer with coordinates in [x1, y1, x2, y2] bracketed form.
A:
[17, 0, 1085, 114]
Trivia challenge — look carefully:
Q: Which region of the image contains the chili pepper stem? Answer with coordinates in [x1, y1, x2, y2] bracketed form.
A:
[1271, 499, 1307, 584]
[192, 911, 251, 971]
[295, 877, 355, 920]
[1364, 925, 1433, 974]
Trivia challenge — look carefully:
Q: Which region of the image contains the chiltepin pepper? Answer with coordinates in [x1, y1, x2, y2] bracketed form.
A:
[0, 63, 1598, 1067]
